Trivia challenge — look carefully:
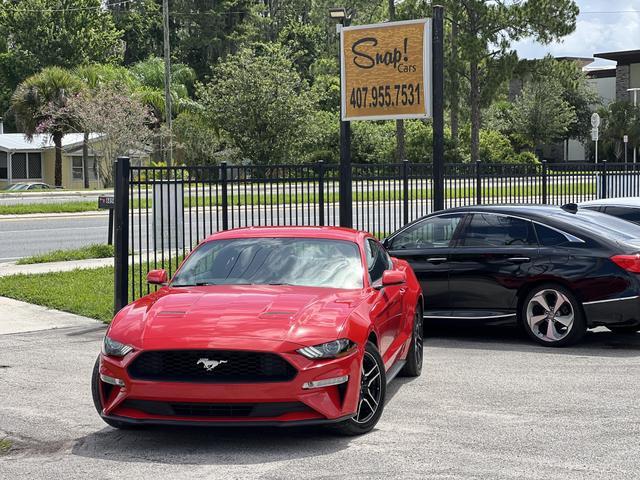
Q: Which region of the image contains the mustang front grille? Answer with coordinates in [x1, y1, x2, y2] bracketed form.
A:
[127, 350, 297, 383]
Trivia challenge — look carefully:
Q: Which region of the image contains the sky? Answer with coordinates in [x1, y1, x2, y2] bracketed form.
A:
[513, 0, 640, 66]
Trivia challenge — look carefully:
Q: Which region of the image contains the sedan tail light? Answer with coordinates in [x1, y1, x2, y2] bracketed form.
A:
[611, 254, 640, 273]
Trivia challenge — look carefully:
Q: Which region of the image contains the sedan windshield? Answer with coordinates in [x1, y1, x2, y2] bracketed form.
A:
[172, 237, 363, 289]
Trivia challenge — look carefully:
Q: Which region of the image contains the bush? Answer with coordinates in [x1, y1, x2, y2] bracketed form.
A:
[405, 120, 463, 163]
[351, 121, 396, 164]
[479, 129, 517, 163]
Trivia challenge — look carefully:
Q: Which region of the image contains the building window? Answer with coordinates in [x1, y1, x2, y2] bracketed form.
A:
[11, 153, 27, 179]
[72, 157, 84, 180]
[0, 152, 7, 179]
[28, 153, 41, 179]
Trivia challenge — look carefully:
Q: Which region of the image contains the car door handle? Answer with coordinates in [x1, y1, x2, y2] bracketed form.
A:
[507, 257, 531, 264]
[426, 257, 447, 264]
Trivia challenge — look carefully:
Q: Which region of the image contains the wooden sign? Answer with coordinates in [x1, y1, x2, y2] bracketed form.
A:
[340, 19, 432, 121]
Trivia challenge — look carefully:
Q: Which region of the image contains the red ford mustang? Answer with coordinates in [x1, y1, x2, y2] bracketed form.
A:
[92, 227, 423, 435]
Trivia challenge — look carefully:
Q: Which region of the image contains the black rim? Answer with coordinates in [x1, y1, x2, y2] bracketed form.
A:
[353, 351, 382, 424]
[414, 310, 423, 366]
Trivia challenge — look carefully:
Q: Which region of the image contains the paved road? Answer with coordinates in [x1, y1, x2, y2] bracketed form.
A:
[0, 323, 638, 479]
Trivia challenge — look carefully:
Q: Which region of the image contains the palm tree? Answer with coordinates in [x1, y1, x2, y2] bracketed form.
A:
[10, 67, 84, 187]
[129, 57, 198, 123]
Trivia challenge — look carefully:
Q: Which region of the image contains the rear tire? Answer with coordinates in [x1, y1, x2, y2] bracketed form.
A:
[521, 284, 586, 347]
[400, 304, 423, 377]
[331, 341, 386, 436]
[91, 356, 138, 430]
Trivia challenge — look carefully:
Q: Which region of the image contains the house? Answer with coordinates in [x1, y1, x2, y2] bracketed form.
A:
[0, 133, 149, 190]
[594, 49, 640, 102]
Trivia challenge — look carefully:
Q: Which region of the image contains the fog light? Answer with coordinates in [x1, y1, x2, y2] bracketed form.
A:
[302, 375, 349, 389]
[100, 374, 125, 387]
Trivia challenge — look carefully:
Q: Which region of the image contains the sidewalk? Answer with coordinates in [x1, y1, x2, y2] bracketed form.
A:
[0, 257, 113, 277]
[0, 296, 102, 334]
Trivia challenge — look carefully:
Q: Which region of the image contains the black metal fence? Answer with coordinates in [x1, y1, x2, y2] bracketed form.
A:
[113, 158, 640, 310]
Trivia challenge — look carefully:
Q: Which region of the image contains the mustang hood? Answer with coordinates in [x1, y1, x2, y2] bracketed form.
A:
[114, 285, 366, 348]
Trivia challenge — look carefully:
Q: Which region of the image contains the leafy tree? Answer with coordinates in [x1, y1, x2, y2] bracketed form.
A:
[10, 67, 83, 186]
[107, 0, 163, 65]
[510, 79, 577, 149]
[173, 111, 224, 167]
[67, 86, 154, 187]
[199, 46, 317, 165]
[597, 102, 640, 161]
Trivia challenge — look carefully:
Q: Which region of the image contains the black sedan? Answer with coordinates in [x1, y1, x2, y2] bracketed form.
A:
[384, 205, 640, 347]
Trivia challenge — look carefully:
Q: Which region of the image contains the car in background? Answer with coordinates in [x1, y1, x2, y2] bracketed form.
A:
[93, 227, 423, 435]
[384, 205, 640, 347]
[580, 197, 640, 225]
[4, 182, 53, 191]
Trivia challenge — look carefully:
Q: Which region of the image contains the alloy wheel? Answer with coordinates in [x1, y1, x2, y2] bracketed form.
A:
[526, 289, 575, 343]
[353, 351, 382, 424]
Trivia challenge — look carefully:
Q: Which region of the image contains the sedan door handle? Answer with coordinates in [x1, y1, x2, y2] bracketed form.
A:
[507, 257, 531, 264]
[426, 257, 447, 264]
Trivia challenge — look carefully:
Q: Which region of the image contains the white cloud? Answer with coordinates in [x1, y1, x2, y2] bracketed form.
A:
[513, 1, 640, 66]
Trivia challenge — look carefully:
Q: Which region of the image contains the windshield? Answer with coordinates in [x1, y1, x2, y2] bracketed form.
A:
[172, 237, 364, 289]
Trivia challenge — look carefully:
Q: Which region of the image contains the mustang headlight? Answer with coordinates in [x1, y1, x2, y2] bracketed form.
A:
[101, 336, 134, 357]
[297, 339, 356, 359]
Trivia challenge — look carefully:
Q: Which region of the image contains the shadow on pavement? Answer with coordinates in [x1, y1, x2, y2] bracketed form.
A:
[424, 322, 640, 357]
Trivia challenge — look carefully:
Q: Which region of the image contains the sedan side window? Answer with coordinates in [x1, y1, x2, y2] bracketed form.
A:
[534, 224, 569, 247]
[603, 206, 640, 224]
[459, 214, 537, 247]
[388, 214, 464, 250]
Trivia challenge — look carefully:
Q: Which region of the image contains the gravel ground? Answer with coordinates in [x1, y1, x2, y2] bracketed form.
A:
[1, 324, 639, 480]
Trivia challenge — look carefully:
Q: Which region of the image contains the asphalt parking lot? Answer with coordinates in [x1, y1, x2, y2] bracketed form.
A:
[1, 323, 639, 480]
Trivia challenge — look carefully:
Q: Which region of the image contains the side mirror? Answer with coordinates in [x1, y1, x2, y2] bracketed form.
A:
[147, 269, 168, 285]
[381, 270, 406, 287]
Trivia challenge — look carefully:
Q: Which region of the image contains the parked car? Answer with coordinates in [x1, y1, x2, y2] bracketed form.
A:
[384, 205, 640, 347]
[93, 227, 423, 435]
[580, 197, 640, 225]
[4, 182, 53, 191]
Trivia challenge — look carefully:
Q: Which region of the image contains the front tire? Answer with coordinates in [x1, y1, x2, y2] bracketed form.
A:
[400, 303, 423, 377]
[91, 356, 137, 430]
[331, 341, 386, 436]
[521, 284, 586, 347]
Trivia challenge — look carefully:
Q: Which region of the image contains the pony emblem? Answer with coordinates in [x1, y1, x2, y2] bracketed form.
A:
[197, 358, 228, 371]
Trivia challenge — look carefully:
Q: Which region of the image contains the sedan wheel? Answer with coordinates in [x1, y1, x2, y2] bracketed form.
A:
[331, 341, 386, 436]
[522, 285, 585, 347]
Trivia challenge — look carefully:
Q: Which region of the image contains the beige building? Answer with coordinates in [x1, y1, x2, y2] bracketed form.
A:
[0, 133, 149, 190]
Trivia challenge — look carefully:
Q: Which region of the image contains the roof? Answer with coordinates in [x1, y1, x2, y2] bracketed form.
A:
[585, 66, 617, 79]
[594, 49, 640, 64]
[580, 197, 640, 208]
[204, 226, 369, 243]
[0, 133, 102, 152]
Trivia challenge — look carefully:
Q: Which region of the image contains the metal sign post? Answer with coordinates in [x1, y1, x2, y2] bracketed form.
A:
[98, 195, 115, 245]
[624, 135, 629, 164]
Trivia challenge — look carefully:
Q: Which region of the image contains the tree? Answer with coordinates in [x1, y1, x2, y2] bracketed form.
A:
[435, 0, 579, 163]
[10, 67, 83, 186]
[510, 79, 576, 149]
[68, 87, 154, 187]
[107, 0, 163, 65]
[199, 46, 317, 165]
[598, 102, 640, 162]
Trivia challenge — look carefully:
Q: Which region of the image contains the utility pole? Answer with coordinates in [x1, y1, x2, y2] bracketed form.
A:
[163, 0, 173, 166]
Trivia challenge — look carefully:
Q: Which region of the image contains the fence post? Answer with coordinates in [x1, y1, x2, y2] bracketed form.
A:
[475, 160, 482, 205]
[113, 156, 130, 315]
[402, 160, 409, 225]
[317, 160, 325, 226]
[541, 160, 548, 204]
[220, 161, 229, 230]
[601, 159, 608, 199]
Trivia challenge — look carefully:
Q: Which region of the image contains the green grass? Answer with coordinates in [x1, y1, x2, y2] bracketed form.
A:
[16, 244, 114, 265]
[0, 201, 98, 215]
[0, 267, 115, 322]
[0, 439, 12, 455]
